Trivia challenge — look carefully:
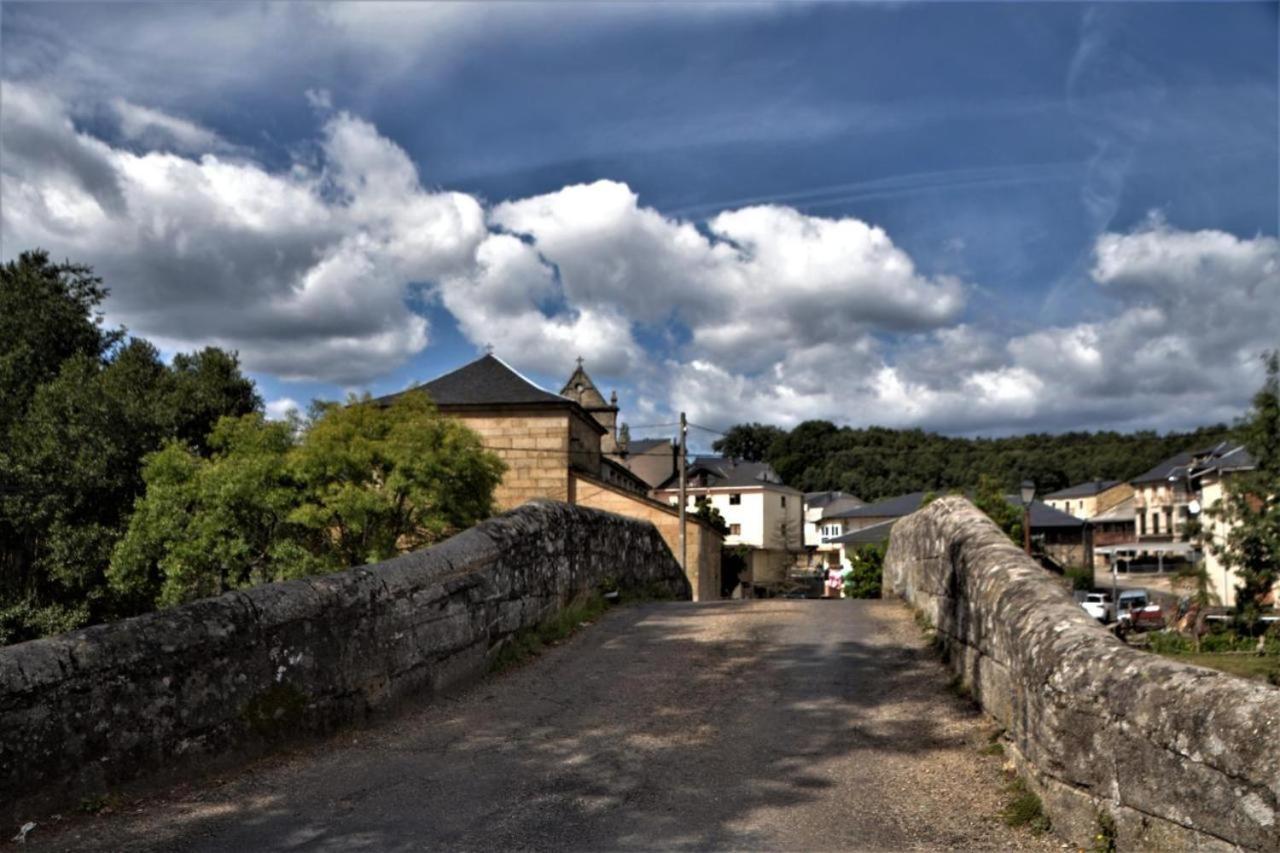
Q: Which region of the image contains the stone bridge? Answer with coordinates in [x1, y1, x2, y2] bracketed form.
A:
[4, 498, 1279, 851]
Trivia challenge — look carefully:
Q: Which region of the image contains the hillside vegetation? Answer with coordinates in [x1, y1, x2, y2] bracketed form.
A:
[713, 421, 1236, 501]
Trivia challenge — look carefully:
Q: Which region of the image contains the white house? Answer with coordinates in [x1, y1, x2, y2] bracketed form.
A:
[803, 491, 864, 564]
[654, 457, 804, 587]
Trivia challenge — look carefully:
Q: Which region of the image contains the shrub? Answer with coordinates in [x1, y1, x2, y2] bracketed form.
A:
[842, 544, 884, 599]
[1065, 565, 1093, 591]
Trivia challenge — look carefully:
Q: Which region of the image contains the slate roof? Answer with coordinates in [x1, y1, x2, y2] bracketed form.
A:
[373, 355, 604, 433]
[826, 491, 929, 520]
[654, 456, 794, 491]
[820, 497, 867, 519]
[1008, 497, 1085, 529]
[805, 490, 862, 510]
[1044, 480, 1120, 500]
[1132, 442, 1252, 485]
[830, 519, 895, 545]
[825, 489, 1082, 529]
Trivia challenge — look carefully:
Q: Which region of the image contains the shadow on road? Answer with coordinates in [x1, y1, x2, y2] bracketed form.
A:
[41, 600, 1018, 852]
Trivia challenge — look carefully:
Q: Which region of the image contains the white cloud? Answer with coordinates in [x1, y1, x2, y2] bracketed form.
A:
[1, 82, 485, 385]
[3, 82, 1273, 434]
[265, 397, 301, 421]
[111, 98, 232, 154]
[490, 179, 966, 373]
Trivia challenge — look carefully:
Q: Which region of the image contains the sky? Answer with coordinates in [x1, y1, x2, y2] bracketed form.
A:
[2, 1, 1277, 445]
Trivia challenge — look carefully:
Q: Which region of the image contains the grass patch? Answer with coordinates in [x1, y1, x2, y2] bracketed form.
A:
[490, 592, 607, 674]
[1156, 651, 1280, 684]
[1001, 777, 1050, 834]
[979, 741, 1004, 757]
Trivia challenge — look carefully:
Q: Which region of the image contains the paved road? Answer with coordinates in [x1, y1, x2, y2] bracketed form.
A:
[39, 600, 1053, 852]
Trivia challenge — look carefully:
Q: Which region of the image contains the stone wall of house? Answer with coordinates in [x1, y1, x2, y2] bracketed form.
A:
[451, 411, 572, 509]
[0, 501, 690, 824]
[884, 496, 1280, 851]
[572, 473, 721, 602]
[567, 410, 604, 478]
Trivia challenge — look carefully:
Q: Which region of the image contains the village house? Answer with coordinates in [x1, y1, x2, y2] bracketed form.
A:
[803, 491, 864, 565]
[376, 354, 721, 600]
[1043, 480, 1134, 520]
[653, 457, 803, 589]
[1193, 444, 1256, 608]
[1097, 442, 1253, 580]
[609, 438, 679, 490]
[825, 490, 1089, 570]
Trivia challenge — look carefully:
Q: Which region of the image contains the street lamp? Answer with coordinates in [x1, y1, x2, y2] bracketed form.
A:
[1019, 480, 1035, 556]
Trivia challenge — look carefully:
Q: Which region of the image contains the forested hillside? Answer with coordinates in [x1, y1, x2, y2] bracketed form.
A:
[713, 421, 1237, 501]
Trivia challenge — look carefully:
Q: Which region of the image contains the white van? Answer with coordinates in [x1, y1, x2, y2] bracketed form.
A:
[1116, 589, 1149, 623]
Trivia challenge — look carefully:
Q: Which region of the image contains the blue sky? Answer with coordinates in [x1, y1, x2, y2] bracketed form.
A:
[2, 2, 1276, 441]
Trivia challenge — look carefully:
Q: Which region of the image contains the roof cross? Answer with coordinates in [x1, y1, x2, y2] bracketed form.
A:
[576, 355, 584, 367]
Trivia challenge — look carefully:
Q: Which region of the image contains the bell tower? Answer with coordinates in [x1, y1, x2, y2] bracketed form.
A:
[560, 357, 620, 453]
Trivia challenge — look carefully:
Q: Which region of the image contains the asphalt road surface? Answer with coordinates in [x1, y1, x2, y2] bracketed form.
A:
[36, 600, 1055, 852]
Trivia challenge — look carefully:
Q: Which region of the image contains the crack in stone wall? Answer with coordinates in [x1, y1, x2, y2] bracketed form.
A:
[0, 500, 689, 823]
[884, 496, 1280, 851]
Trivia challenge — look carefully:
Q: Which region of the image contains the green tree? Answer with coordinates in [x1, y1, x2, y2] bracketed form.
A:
[166, 348, 263, 453]
[0, 253, 263, 642]
[712, 422, 786, 463]
[1207, 352, 1280, 621]
[842, 544, 884, 599]
[0, 251, 121, 438]
[110, 392, 506, 609]
[693, 501, 730, 536]
[290, 392, 505, 568]
[972, 473, 1024, 546]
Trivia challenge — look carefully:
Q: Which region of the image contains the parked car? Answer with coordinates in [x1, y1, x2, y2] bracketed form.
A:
[1116, 589, 1163, 630]
[1081, 592, 1113, 623]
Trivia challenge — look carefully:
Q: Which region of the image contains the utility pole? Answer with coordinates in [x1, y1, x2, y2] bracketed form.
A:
[678, 411, 687, 572]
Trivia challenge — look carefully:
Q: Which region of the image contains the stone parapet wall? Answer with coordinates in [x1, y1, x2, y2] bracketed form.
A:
[884, 496, 1280, 851]
[0, 501, 689, 823]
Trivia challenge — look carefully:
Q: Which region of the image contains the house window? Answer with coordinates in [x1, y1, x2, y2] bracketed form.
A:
[781, 495, 787, 507]
[729, 524, 741, 536]
[1152, 513, 1160, 535]
[729, 493, 741, 505]
[1139, 513, 1146, 536]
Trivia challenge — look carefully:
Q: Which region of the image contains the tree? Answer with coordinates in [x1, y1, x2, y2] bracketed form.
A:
[693, 501, 730, 536]
[842, 544, 884, 599]
[166, 348, 263, 453]
[712, 422, 786, 463]
[0, 251, 121, 439]
[1207, 352, 1280, 621]
[972, 473, 1024, 546]
[110, 392, 506, 610]
[0, 253, 263, 642]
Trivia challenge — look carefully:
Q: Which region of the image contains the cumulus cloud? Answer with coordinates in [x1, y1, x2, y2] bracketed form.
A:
[664, 217, 1277, 433]
[2, 82, 1273, 433]
[490, 179, 966, 372]
[111, 98, 232, 154]
[1, 81, 485, 384]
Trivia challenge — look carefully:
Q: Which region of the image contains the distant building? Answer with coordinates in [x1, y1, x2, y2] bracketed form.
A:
[612, 437, 679, 490]
[560, 358, 621, 454]
[375, 354, 720, 600]
[1043, 480, 1133, 520]
[654, 457, 803, 589]
[1193, 445, 1256, 608]
[825, 490, 1089, 570]
[803, 491, 864, 561]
